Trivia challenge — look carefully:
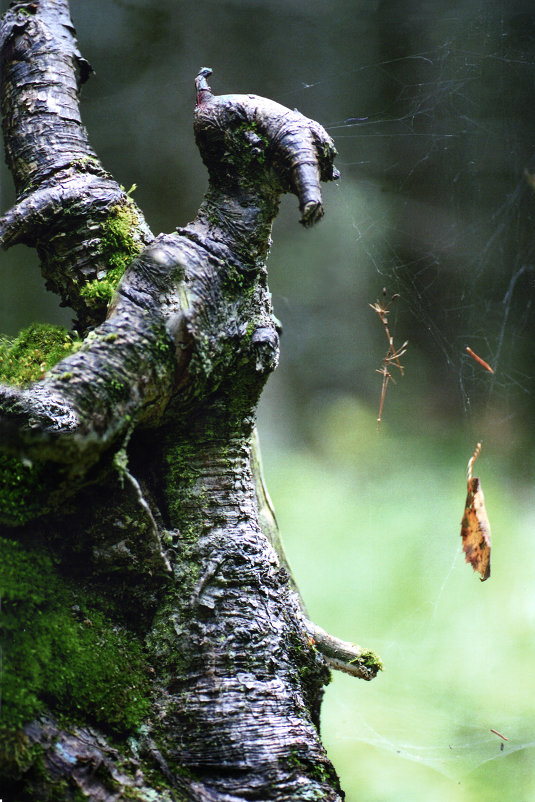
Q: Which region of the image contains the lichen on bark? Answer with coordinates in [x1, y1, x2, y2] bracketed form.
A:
[0, 3, 380, 800]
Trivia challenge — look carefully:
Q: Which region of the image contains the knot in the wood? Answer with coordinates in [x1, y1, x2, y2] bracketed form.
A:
[250, 325, 279, 374]
[194, 68, 339, 227]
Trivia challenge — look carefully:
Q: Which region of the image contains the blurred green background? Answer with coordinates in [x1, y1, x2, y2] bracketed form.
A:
[1, 0, 534, 798]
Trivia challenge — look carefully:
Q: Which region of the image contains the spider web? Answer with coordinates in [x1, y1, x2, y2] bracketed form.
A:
[337, 36, 534, 428]
[271, 8, 535, 446]
[262, 5, 535, 798]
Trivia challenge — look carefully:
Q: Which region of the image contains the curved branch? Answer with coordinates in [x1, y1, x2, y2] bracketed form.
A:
[0, 236, 182, 467]
[194, 66, 339, 229]
[0, 67, 339, 502]
[0, 0, 152, 328]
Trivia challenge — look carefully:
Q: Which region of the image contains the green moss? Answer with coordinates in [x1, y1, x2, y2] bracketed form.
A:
[354, 649, 384, 672]
[0, 730, 38, 778]
[221, 262, 256, 296]
[0, 324, 85, 526]
[162, 439, 205, 535]
[113, 447, 129, 483]
[80, 201, 144, 307]
[108, 376, 129, 402]
[0, 455, 61, 526]
[0, 324, 81, 386]
[0, 537, 152, 756]
[286, 747, 338, 793]
[223, 121, 269, 172]
[70, 155, 100, 171]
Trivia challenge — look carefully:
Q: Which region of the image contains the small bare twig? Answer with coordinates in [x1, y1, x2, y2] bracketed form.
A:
[370, 289, 408, 428]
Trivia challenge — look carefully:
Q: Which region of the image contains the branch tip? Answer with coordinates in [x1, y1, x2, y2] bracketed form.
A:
[196, 67, 214, 105]
[300, 200, 324, 227]
[305, 620, 382, 680]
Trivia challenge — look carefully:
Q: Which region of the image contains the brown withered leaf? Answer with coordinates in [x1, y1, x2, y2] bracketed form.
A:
[460, 443, 491, 581]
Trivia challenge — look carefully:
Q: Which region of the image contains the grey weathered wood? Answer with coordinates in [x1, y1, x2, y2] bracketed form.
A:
[0, 3, 380, 799]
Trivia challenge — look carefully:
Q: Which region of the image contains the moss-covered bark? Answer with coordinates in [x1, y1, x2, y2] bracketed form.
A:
[0, 3, 380, 800]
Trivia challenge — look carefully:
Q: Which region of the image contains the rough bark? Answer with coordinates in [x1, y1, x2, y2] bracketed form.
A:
[0, 2, 381, 800]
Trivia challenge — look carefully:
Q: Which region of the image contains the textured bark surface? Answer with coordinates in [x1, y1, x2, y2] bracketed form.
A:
[0, 3, 380, 800]
[0, 0, 152, 329]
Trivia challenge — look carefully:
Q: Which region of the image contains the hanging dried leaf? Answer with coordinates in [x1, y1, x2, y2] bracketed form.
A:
[460, 442, 491, 581]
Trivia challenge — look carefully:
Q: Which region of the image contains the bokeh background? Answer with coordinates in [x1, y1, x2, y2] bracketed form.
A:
[1, 1, 535, 799]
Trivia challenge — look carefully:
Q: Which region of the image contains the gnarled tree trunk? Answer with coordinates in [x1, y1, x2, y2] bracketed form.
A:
[0, 2, 381, 800]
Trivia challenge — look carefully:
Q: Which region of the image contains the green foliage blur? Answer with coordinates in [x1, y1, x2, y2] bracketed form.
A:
[1, 0, 534, 798]
[262, 398, 535, 801]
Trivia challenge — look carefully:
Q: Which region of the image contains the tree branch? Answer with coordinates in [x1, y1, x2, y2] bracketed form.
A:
[0, 59, 340, 512]
[0, 0, 152, 328]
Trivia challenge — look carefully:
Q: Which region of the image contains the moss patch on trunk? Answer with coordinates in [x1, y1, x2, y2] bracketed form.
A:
[0, 537, 152, 775]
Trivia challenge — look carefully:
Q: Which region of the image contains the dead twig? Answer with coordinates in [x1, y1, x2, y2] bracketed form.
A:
[370, 289, 408, 428]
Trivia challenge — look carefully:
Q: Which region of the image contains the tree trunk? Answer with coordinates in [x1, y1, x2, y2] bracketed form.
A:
[0, 3, 381, 800]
